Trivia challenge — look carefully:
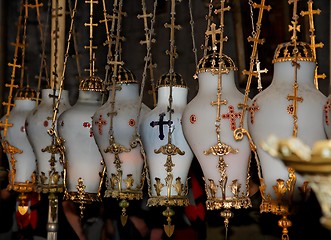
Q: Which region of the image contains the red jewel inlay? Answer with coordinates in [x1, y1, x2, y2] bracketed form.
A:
[324, 99, 331, 125]
[222, 105, 241, 131]
[190, 114, 197, 124]
[128, 119, 135, 127]
[248, 100, 260, 124]
[43, 120, 49, 127]
[95, 115, 107, 135]
[287, 104, 294, 115]
[83, 122, 93, 137]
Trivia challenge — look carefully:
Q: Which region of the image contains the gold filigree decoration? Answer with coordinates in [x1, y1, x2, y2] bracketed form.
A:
[173, 177, 183, 196]
[2, 140, 37, 193]
[154, 177, 164, 196]
[154, 143, 185, 172]
[123, 174, 134, 190]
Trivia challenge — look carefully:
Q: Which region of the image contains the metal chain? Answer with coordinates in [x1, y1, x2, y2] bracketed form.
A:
[249, 0, 256, 36]
[136, 0, 158, 131]
[19, 0, 29, 88]
[202, 0, 214, 58]
[188, 0, 198, 67]
[49, 0, 78, 133]
[36, 0, 51, 105]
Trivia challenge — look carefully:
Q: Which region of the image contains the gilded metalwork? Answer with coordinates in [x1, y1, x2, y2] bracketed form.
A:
[196, 52, 237, 76]
[137, 0, 158, 107]
[2, 140, 37, 193]
[123, 174, 134, 190]
[236, 0, 270, 134]
[163, 207, 175, 237]
[272, 41, 315, 63]
[15, 86, 37, 100]
[154, 143, 185, 172]
[300, 0, 325, 89]
[173, 177, 183, 196]
[157, 72, 186, 89]
[147, 196, 190, 207]
[154, 177, 164, 196]
[79, 75, 104, 92]
[287, 82, 303, 137]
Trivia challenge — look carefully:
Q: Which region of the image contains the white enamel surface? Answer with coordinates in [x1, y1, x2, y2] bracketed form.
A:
[58, 91, 103, 193]
[182, 70, 251, 199]
[1, 99, 36, 183]
[26, 89, 70, 185]
[92, 84, 149, 191]
[141, 86, 194, 197]
[248, 61, 327, 200]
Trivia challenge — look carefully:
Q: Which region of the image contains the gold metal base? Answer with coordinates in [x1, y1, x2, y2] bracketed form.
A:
[37, 184, 64, 194]
[206, 196, 251, 210]
[147, 196, 189, 207]
[7, 182, 36, 193]
[105, 189, 143, 200]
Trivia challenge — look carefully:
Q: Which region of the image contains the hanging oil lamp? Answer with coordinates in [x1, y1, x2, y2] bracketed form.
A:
[261, 136, 331, 230]
[247, 1, 326, 239]
[93, 0, 154, 226]
[182, 1, 256, 237]
[0, 0, 38, 222]
[26, 0, 69, 195]
[141, 0, 194, 237]
[57, 0, 105, 218]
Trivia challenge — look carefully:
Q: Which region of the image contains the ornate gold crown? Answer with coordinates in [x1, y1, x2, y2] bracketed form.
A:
[196, 53, 237, 76]
[79, 75, 104, 92]
[112, 65, 137, 85]
[157, 72, 187, 88]
[15, 86, 37, 100]
[272, 41, 316, 63]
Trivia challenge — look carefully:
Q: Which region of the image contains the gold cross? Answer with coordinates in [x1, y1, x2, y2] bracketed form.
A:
[206, 23, 222, 51]
[247, 36, 265, 45]
[211, 94, 228, 122]
[287, 82, 303, 136]
[214, 2, 231, 16]
[288, 0, 300, 43]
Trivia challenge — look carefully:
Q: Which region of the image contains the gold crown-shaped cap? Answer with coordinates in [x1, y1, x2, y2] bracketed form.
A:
[79, 75, 104, 92]
[196, 53, 237, 76]
[111, 65, 137, 84]
[272, 41, 316, 63]
[15, 86, 37, 100]
[157, 72, 187, 88]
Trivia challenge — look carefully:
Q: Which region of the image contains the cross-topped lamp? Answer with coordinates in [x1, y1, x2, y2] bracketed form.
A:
[247, 0, 327, 239]
[141, 0, 194, 237]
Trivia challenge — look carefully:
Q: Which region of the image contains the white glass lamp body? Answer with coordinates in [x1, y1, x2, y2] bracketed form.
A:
[92, 83, 149, 199]
[58, 90, 103, 200]
[26, 89, 70, 192]
[141, 86, 194, 206]
[1, 99, 37, 191]
[182, 70, 251, 209]
[248, 60, 327, 201]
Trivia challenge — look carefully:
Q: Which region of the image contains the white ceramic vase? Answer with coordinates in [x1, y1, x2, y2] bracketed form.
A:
[26, 88, 70, 193]
[248, 42, 327, 203]
[92, 67, 149, 200]
[1, 87, 37, 192]
[58, 79, 104, 203]
[141, 73, 194, 207]
[182, 54, 251, 210]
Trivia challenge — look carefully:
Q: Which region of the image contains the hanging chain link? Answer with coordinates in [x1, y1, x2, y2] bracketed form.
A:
[136, 0, 158, 130]
[188, 0, 198, 67]
[35, 0, 51, 105]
